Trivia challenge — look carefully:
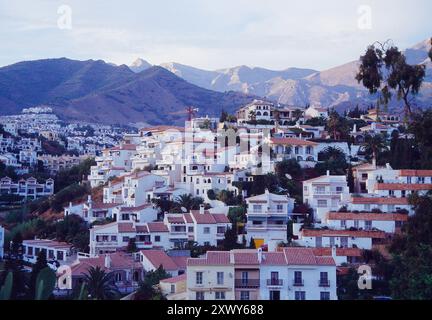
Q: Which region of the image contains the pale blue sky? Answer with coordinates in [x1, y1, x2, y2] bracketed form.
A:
[0, 0, 430, 70]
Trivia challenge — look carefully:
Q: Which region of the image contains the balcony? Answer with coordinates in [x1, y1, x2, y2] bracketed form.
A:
[266, 279, 283, 286]
[318, 279, 330, 287]
[235, 279, 260, 288]
[293, 279, 304, 287]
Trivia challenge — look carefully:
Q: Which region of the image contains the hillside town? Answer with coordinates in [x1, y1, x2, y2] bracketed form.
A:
[2, 95, 432, 301]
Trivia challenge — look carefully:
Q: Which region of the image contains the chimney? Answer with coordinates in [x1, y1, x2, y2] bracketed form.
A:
[257, 247, 263, 263]
[326, 170, 330, 176]
[386, 163, 391, 169]
[264, 188, 269, 195]
[331, 246, 337, 260]
[104, 254, 111, 269]
[353, 123, 357, 133]
[199, 204, 205, 215]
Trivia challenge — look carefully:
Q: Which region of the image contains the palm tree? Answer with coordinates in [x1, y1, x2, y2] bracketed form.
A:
[83, 266, 120, 300]
[248, 110, 256, 122]
[362, 134, 387, 164]
[175, 194, 203, 211]
[292, 109, 303, 121]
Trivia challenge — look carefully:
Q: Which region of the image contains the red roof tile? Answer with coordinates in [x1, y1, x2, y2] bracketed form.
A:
[270, 137, 318, 146]
[351, 197, 409, 205]
[399, 170, 432, 177]
[147, 222, 169, 233]
[327, 212, 408, 222]
[140, 250, 179, 271]
[301, 229, 386, 238]
[283, 247, 335, 266]
[375, 183, 432, 191]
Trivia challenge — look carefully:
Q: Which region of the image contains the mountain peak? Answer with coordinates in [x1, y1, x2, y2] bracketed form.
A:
[129, 58, 152, 73]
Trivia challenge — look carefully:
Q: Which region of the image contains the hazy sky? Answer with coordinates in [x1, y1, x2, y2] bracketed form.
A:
[0, 0, 430, 71]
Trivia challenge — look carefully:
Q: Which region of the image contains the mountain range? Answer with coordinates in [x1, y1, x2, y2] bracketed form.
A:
[0, 59, 257, 125]
[137, 39, 432, 112]
[0, 39, 430, 125]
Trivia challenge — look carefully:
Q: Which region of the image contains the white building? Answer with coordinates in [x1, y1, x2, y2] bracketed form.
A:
[302, 172, 350, 223]
[305, 106, 329, 119]
[245, 189, 295, 250]
[0, 177, 54, 200]
[324, 212, 408, 233]
[187, 248, 337, 300]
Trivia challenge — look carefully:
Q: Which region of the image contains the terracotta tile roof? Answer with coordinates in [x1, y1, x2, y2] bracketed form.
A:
[160, 273, 187, 284]
[301, 229, 386, 239]
[261, 252, 286, 265]
[312, 247, 362, 257]
[375, 183, 432, 191]
[119, 203, 152, 212]
[283, 247, 335, 266]
[118, 222, 135, 233]
[23, 239, 72, 250]
[92, 202, 119, 210]
[135, 225, 149, 233]
[190, 211, 216, 224]
[327, 212, 408, 222]
[170, 256, 188, 270]
[399, 169, 432, 177]
[183, 213, 193, 223]
[231, 250, 259, 265]
[140, 250, 179, 271]
[187, 251, 231, 266]
[167, 216, 186, 224]
[351, 197, 409, 205]
[70, 252, 141, 276]
[212, 214, 230, 223]
[269, 137, 318, 146]
[147, 222, 169, 233]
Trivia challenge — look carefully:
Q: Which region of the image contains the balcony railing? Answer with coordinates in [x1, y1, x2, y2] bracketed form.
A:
[293, 279, 304, 287]
[318, 279, 330, 287]
[266, 279, 283, 286]
[234, 279, 260, 288]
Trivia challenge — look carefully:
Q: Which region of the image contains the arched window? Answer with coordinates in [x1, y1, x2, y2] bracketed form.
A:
[263, 111, 268, 116]
[256, 111, 262, 116]
[306, 156, 314, 161]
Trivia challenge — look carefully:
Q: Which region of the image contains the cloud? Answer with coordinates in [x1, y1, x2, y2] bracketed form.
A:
[0, 0, 430, 70]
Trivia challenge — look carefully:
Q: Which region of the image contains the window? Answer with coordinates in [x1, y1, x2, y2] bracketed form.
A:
[294, 271, 302, 286]
[240, 291, 250, 300]
[329, 236, 335, 247]
[336, 186, 343, 193]
[196, 272, 203, 285]
[320, 272, 329, 286]
[316, 186, 325, 194]
[317, 200, 327, 207]
[241, 271, 248, 284]
[170, 284, 175, 294]
[217, 272, 224, 285]
[115, 273, 122, 282]
[276, 204, 283, 212]
[269, 290, 280, 300]
[316, 237, 322, 248]
[154, 236, 161, 242]
[252, 204, 262, 212]
[204, 227, 210, 234]
[340, 237, 348, 248]
[340, 220, 346, 228]
[320, 292, 330, 300]
[354, 220, 359, 229]
[364, 204, 370, 211]
[188, 226, 194, 232]
[295, 291, 306, 300]
[196, 292, 204, 300]
[215, 292, 225, 300]
[365, 220, 372, 230]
